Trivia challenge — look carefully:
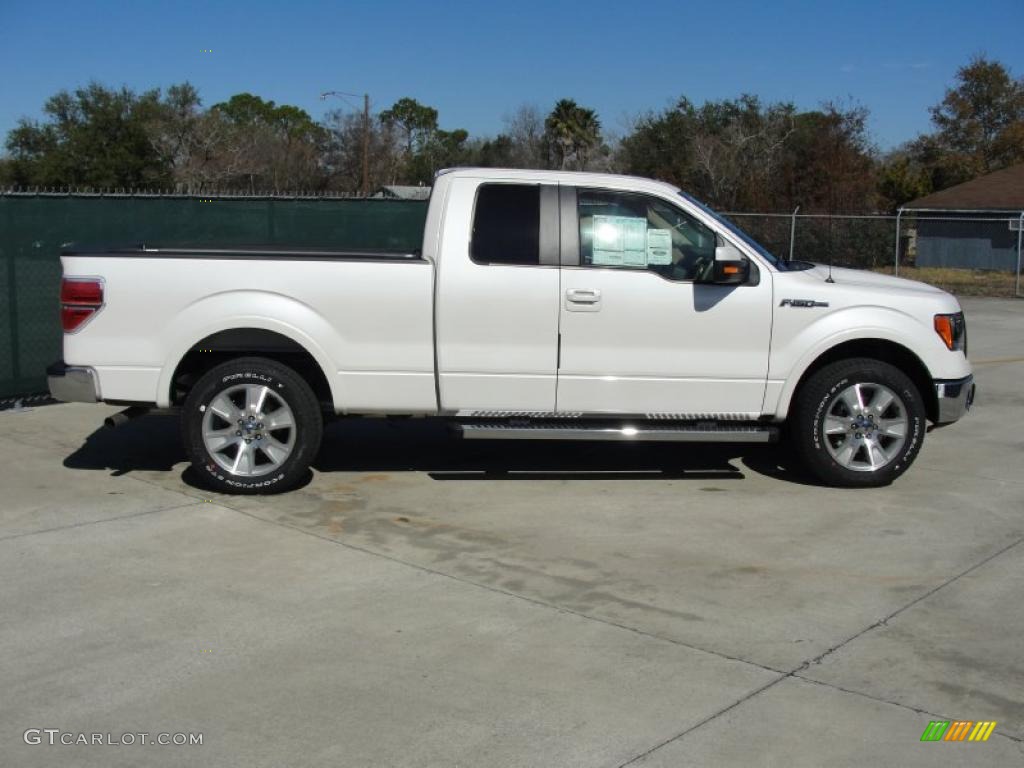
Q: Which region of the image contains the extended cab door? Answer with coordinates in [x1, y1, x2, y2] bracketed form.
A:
[556, 187, 772, 417]
[435, 177, 561, 412]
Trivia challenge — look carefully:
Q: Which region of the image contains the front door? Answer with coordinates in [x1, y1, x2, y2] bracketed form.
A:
[556, 187, 772, 417]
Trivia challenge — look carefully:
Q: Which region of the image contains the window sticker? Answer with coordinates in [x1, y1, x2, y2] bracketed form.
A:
[646, 229, 672, 265]
[592, 215, 648, 266]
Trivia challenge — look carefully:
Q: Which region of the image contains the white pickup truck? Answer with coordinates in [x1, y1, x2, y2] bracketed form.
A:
[49, 168, 974, 493]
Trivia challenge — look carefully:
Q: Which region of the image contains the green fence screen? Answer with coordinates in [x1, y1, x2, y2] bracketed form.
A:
[0, 193, 428, 400]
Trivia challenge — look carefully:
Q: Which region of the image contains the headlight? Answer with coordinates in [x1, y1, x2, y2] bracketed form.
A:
[934, 312, 966, 352]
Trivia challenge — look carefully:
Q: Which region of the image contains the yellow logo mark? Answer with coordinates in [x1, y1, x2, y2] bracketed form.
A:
[968, 721, 997, 742]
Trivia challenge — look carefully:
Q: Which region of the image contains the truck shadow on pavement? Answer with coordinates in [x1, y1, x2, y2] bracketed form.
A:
[62, 413, 817, 488]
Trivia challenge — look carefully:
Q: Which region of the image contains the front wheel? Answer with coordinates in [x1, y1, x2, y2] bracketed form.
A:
[182, 357, 323, 494]
[792, 358, 926, 488]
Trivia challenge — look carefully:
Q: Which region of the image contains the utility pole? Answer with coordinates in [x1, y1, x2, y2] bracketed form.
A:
[362, 93, 370, 197]
[320, 89, 371, 196]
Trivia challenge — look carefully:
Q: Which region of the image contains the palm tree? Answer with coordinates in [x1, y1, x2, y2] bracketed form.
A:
[544, 99, 602, 171]
[572, 108, 602, 170]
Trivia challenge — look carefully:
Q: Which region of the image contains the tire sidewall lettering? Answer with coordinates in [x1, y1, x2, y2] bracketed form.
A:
[812, 376, 850, 452]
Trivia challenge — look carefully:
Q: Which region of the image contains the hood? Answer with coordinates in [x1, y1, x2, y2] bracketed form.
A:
[800, 264, 946, 295]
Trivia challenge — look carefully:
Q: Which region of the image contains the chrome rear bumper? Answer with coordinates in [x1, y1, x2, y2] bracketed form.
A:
[934, 374, 974, 425]
[47, 360, 99, 403]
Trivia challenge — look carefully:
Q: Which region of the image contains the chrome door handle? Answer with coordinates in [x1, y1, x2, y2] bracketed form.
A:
[566, 288, 601, 303]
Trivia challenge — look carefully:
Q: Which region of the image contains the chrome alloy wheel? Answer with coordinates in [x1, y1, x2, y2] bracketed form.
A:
[822, 382, 908, 472]
[202, 383, 296, 477]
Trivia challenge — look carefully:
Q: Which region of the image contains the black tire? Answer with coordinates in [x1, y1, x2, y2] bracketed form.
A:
[792, 358, 926, 488]
[181, 357, 323, 494]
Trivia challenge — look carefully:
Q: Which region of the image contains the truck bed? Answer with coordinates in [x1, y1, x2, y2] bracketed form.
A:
[59, 244, 437, 412]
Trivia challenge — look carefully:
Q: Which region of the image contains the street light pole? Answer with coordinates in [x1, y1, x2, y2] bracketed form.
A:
[320, 89, 371, 196]
[362, 93, 370, 198]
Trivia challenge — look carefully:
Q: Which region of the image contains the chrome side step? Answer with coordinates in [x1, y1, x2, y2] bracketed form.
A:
[458, 422, 777, 443]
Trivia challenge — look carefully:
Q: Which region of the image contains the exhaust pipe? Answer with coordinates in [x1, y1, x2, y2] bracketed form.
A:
[104, 406, 149, 429]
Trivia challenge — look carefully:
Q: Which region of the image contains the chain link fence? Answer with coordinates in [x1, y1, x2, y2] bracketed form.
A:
[726, 212, 896, 269]
[0, 191, 428, 401]
[726, 210, 1024, 298]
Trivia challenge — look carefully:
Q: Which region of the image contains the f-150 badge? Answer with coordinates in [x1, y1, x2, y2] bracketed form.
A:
[780, 299, 829, 308]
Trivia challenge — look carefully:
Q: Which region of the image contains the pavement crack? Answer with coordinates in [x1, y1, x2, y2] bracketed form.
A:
[611, 533, 1024, 765]
[615, 673, 791, 767]
[789, 674, 1023, 744]
[0, 501, 200, 543]
[794, 534, 1024, 673]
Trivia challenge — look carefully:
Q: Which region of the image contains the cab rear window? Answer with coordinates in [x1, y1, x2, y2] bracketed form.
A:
[471, 184, 540, 266]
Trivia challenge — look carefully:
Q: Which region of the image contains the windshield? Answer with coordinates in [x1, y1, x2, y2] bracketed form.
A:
[677, 191, 787, 270]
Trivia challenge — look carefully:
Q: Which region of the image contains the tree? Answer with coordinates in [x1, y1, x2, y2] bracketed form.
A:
[404, 128, 469, 184]
[619, 95, 797, 209]
[776, 103, 876, 213]
[468, 134, 516, 167]
[617, 99, 700, 189]
[145, 82, 228, 194]
[210, 93, 328, 191]
[379, 98, 439, 156]
[691, 95, 795, 210]
[876, 149, 932, 211]
[892, 55, 1024, 197]
[503, 104, 546, 168]
[929, 56, 1024, 178]
[378, 97, 469, 184]
[322, 109, 402, 193]
[4, 82, 170, 188]
[544, 99, 602, 170]
[152, 107, 269, 194]
[619, 95, 877, 213]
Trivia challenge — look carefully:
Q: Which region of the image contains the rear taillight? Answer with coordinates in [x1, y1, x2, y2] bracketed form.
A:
[60, 277, 104, 332]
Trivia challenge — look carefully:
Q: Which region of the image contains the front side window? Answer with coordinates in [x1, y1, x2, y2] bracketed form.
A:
[471, 183, 540, 265]
[578, 189, 717, 281]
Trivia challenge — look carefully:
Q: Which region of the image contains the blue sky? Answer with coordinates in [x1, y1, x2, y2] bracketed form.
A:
[2, 0, 1022, 150]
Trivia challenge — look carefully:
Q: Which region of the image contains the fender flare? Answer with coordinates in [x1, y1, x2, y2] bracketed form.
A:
[155, 292, 342, 408]
[772, 325, 934, 420]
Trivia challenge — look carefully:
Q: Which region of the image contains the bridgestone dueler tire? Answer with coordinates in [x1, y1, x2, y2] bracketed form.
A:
[793, 358, 926, 488]
[182, 357, 322, 494]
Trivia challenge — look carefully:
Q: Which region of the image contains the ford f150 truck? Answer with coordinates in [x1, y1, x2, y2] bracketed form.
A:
[48, 168, 974, 493]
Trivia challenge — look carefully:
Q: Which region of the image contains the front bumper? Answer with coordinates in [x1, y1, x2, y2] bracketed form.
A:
[47, 360, 99, 403]
[933, 374, 975, 425]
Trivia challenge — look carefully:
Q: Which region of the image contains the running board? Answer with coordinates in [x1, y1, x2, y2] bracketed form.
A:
[458, 422, 778, 443]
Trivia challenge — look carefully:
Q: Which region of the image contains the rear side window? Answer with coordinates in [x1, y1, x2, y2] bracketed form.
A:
[471, 184, 540, 265]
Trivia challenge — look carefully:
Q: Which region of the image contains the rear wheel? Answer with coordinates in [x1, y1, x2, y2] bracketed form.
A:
[182, 357, 323, 494]
[793, 358, 925, 487]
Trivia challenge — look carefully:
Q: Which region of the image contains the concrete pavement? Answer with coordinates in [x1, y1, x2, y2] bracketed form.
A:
[1, 297, 1021, 766]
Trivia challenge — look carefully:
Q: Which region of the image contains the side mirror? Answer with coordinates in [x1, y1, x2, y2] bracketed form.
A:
[711, 239, 749, 285]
